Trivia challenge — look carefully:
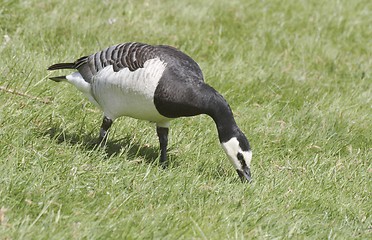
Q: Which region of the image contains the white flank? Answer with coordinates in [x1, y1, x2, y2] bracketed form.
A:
[221, 137, 252, 170]
[91, 58, 169, 123]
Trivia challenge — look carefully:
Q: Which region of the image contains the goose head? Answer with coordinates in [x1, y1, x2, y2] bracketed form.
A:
[221, 132, 252, 182]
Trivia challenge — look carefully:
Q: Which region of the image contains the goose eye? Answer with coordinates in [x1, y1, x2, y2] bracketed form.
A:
[237, 152, 247, 168]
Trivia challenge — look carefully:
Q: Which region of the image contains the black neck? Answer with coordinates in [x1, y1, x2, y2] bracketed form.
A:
[202, 85, 240, 143]
[154, 80, 241, 143]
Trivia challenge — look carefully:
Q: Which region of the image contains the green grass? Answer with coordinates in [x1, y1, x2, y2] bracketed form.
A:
[0, 0, 371, 239]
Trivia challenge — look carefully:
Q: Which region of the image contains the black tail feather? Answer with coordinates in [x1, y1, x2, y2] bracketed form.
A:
[47, 62, 75, 71]
[49, 76, 67, 82]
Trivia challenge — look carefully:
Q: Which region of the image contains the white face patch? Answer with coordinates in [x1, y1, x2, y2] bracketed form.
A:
[221, 137, 252, 170]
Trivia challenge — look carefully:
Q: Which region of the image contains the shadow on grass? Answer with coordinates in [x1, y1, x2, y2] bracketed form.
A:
[43, 126, 163, 165]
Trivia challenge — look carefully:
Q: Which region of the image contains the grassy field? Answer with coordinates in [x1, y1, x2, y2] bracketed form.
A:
[0, 0, 371, 239]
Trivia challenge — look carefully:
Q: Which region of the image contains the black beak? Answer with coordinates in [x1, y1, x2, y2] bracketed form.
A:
[236, 166, 252, 183]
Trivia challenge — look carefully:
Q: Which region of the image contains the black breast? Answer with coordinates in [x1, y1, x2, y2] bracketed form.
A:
[152, 46, 210, 118]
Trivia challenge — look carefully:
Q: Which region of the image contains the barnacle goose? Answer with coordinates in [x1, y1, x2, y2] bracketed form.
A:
[48, 42, 252, 182]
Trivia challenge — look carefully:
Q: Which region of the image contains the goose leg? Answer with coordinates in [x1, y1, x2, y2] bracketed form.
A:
[156, 126, 169, 168]
[98, 116, 113, 145]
